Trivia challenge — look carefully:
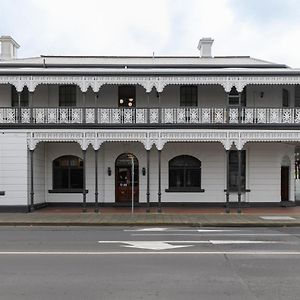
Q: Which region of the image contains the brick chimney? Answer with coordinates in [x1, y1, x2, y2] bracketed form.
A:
[0, 36, 20, 60]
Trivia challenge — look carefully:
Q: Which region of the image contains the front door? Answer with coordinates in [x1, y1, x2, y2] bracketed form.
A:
[115, 153, 139, 203]
[281, 166, 289, 201]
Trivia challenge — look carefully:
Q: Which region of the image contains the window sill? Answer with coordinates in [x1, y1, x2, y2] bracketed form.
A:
[165, 188, 205, 193]
[48, 189, 89, 194]
[224, 189, 251, 193]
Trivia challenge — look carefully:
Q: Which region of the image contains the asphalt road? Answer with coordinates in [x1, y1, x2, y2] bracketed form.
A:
[0, 226, 300, 300]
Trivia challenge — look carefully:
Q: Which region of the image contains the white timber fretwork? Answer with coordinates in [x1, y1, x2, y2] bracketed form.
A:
[26, 129, 300, 151]
[2, 75, 300, 92]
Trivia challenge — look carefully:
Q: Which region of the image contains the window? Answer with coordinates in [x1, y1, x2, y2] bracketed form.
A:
[295, 86, 300, 107]
[282, 88, 289, 107]
[11, 86, 29, 107]
[180, 85, 197, 107]
[229, 150, 246, 191]
[52, 155, 83, 190]
[59, 85, 77, 107]
[168, 155, 202, 191]
[118, 85, 136, 107]
[228, 87, 246, 106]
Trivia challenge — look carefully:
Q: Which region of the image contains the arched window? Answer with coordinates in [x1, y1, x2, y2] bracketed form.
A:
[53, 155, 83, 190]
[168, 155, 202, 191]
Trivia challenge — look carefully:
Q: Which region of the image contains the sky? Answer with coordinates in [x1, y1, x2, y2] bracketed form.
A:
[1, 0, 300, 66]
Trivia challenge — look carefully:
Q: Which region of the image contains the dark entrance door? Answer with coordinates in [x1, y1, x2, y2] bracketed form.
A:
[115, 153, 139, 203]
[281, 166, 289, 201]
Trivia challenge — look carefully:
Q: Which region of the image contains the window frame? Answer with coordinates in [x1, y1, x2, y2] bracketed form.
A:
[11, 86, 29, 107]
[118, 85, 136, 108]
[51, 155, 84, 193]
[228, 150, 246, 191]
[180, 85, 198, 107]
[166, 155, 204, 193]
[59, 85, 77, 107]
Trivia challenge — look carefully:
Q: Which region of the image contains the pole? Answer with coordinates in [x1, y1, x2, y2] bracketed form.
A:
[82, 149, 87, 212]
[18, 91, 21, 123]
[30, 149, 34, 212]
[146, 150, 150, 212]
[226, 150, 230, 213]
[158, 149, 162, 213]
[237, 150, 242, 213]
[131, 156, 134, 214]
[95, 149, 99, 213]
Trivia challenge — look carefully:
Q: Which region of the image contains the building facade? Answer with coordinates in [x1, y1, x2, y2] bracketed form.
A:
[0, 36, 299, 212]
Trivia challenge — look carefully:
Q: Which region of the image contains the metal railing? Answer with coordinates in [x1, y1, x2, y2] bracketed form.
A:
[0, 107, 299, 125]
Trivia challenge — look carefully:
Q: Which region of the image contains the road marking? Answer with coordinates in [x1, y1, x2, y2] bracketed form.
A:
[121, 241, 193, 250]
[131, 233, 291, 237]
[0, 251, 299, 255]
[124, 228, 168, 232]
[260, 216, 296, 220]
[98, 240, 281, 249]
[124, 228, 236, 232]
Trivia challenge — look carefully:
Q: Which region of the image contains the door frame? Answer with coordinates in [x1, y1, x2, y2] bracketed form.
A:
[115, 153, 139, 203]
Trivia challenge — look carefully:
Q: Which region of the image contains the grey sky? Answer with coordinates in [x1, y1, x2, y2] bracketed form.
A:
[1, 0, 299, 66]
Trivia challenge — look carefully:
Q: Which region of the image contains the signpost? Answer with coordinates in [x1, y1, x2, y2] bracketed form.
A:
[131, 156, 134, 214]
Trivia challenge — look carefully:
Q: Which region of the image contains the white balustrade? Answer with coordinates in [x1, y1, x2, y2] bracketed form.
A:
[0, 107, 299, 125]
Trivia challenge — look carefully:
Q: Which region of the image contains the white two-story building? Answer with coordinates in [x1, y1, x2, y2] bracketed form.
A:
[0, 35, 299, 212]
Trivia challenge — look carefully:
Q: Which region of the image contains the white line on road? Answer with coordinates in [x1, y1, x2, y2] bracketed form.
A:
[131, 233, 291, 237]
[124, 229, 236, 232]
[98, 240, 281, 245]
[0, 251, 299, 255]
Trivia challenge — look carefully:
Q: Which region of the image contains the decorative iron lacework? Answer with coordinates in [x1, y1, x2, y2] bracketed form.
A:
[25, 129, 300, 151]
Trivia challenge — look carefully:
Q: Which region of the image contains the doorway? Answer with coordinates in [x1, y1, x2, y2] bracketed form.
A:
[115, 153, 139, 203]
[281, 166, 289, 202]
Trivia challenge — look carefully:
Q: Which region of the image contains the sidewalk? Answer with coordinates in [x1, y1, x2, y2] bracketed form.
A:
[0, 206, 300, 227]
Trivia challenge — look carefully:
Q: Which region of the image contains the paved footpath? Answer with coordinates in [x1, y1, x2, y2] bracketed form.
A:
[0, 206, 300, 226]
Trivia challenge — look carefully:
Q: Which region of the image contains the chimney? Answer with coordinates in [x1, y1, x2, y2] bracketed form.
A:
[197, 37, 214, 57]
[0, 36, 20, 60]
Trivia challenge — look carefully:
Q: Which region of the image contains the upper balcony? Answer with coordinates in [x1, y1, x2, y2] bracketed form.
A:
[1, 106, 300, 128]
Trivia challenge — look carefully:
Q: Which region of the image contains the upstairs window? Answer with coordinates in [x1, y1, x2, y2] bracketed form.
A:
[282, 89, 289, 107]
[118, 85, 136, 107]
[53, 155, 83, 190]
[229, 150, 246, 191]
[11, 86, 29, 107]
[180, 85, 198, 107]
[59, 85, 77, 107]
[228, 87, 246, 106]
[169, 155, 201, 190]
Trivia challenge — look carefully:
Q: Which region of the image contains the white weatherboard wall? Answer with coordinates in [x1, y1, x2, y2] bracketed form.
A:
[247, 143, 295, 203]
[31, 143, 46, 205]
[33, 141, 295, 205]
[0, 84, 294, 108]
[0, 133, 28, 206]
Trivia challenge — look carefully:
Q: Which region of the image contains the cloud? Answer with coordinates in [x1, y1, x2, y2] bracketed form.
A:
[0, 0, 300, 66]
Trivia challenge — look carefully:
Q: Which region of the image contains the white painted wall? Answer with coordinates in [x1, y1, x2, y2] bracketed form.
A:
[0, 136, 295, 206]
[0, 133, 28, 206]
[246, 143, 295, 203]
[0, 84, 296, 108]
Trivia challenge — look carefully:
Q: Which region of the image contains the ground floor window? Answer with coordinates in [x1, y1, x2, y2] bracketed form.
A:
[169, 155, 201, 191]
[229, 150, 246, 191]
[53, 155, 83, 190]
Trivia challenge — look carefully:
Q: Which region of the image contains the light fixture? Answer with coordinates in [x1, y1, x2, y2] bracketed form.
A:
[107, 167, 112, 176]
[128, 102, 132, 107]
[129, 98, 133, 102]
[119, 99, 124, 104]
[260, 92, 264, 98]
[142, 167, 146, 176]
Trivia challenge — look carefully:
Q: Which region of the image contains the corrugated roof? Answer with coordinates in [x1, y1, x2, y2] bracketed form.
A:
[0, 55, 285, 67]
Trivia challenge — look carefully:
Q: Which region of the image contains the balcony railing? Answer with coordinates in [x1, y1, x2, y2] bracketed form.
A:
[0, 107, 300, 125]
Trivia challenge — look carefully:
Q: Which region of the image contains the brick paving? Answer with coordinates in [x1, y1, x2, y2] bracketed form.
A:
[0, 205, 299, 227]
